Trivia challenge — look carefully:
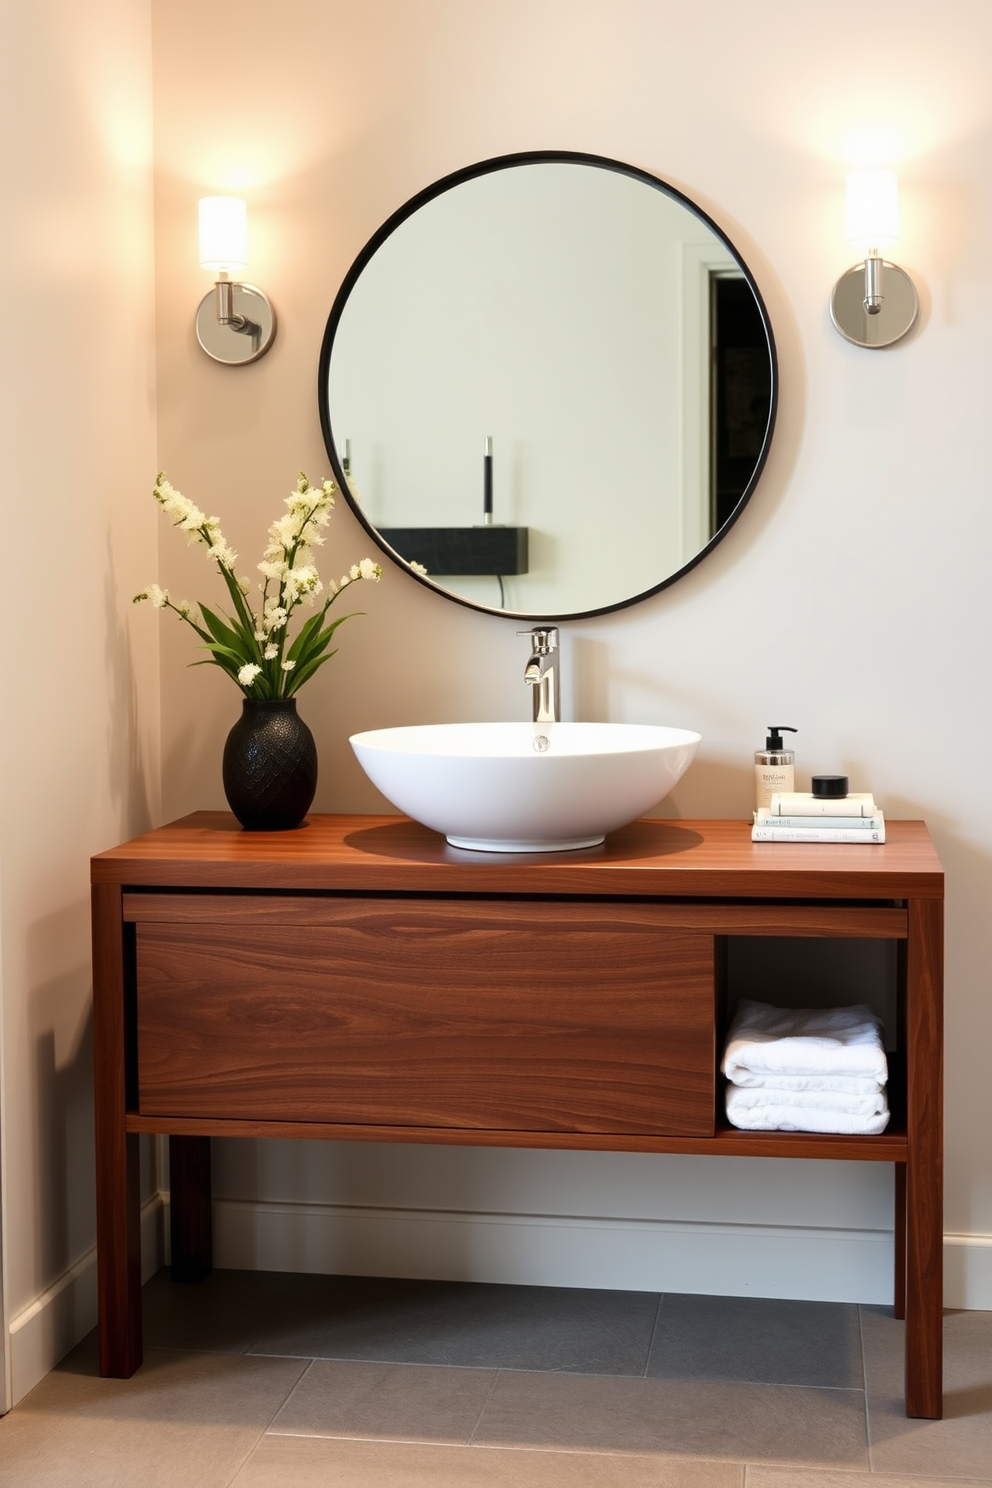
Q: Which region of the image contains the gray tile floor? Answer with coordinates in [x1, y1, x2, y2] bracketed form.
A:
[2, 1269, 991, 1487]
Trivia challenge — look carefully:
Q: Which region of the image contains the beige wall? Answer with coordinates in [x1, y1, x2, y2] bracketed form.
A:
[0, 0, 160, 1405]
[147, 0, 992, 1308]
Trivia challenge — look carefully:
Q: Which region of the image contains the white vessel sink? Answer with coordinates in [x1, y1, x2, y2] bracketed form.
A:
[350, 721, 701, 852]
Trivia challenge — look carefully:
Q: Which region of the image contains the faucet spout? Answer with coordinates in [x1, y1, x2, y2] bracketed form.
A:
[517, 627, 561, 724]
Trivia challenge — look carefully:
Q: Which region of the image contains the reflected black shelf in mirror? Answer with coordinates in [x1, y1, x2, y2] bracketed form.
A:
[379, 526, 529, 576]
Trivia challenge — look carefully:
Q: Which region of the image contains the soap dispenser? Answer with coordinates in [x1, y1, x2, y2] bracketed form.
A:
[755, 726, 797, 811]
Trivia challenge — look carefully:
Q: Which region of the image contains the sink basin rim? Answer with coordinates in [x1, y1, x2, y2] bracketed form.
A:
[350, 721, 701, 852]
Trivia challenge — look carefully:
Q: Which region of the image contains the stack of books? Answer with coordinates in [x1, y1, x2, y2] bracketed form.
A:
[752, 791, 884, 844]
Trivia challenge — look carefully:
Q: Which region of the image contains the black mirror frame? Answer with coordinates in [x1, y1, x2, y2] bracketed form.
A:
[317, 149, 778, 623]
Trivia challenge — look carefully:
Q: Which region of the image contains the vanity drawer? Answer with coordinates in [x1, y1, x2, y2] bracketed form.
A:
[131, 896, 716, 1137]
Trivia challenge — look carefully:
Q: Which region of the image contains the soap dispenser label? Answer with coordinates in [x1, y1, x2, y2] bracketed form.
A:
[755, 764, 795, 810]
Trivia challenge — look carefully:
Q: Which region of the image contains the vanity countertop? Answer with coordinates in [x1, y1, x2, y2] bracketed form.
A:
[92, 811, 943, 900]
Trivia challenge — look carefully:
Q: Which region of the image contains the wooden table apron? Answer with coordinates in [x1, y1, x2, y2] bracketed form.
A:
[91, 813, 944, 1418]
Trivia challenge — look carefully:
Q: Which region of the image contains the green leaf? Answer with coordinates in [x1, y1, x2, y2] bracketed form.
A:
[284, 608, 325, 663]
[217, 562, 259, 638]
[199, 602, 253, 661]
[284, 649, 338, 694]
[294, 612, 358, 669]
[195, 640, 247, 665]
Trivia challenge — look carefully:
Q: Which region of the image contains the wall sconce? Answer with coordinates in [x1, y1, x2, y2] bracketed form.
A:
[195, 196, 276, 365]
[830, 169, 918, 348]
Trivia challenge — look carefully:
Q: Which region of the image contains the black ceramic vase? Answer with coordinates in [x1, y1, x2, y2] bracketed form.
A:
[222, 698, 317, 830]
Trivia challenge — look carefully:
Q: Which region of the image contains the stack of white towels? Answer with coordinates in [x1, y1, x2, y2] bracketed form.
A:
[722, 1000, 890, 1135]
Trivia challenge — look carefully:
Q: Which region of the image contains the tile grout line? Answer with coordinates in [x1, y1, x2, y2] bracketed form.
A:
[642, 1292, 664, 1377]
[467, 1365, 502, 1447]
[857, 1302, 873, 1471]
[221, 1354, 315, 1486]
[260, 1355, 318, 1441]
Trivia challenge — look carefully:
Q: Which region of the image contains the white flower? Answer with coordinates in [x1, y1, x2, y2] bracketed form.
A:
[145, 471, 384, 702]
[153, 475, 226, 548]
[282, 563, 322, 606]
[210, 541, 238, 570]
[409, 560, 428, 576]
[273, 512, 301, 548]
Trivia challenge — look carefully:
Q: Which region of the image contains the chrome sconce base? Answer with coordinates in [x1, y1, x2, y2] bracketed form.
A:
[195, 281, 277, 364]
[830, 259, 918, 348]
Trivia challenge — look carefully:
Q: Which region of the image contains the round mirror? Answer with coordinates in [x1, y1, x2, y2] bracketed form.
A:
[318, 151, 776, 620]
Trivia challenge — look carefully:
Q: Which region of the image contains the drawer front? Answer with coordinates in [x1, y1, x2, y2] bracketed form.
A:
[134, 898, 715, 1136]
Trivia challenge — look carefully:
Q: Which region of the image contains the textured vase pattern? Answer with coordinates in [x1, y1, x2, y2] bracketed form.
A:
[222, 699, 317, 830]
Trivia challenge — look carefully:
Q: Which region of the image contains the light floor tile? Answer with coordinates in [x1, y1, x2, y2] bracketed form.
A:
[0, 1343, 306, 1488]
[748, 1469, 992, 1488]
[268, 1357, 496, 1443]
[231, 1434, 745, 1488]
[863, 1306, 992, 1480]
[475, 1370, 869, 1466]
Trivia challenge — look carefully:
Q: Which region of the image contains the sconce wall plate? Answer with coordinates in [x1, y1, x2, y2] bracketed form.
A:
[195, 283, 276, 364]
[830, 260, 918, 349]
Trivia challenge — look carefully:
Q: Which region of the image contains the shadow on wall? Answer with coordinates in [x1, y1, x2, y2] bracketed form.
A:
[103, 533, 157, 836]
[29, 957, 158, 1294]
[30, 964, 96, 1287]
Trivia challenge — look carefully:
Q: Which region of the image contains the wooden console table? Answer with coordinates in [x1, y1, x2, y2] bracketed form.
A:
[91, 813, 944, 1417]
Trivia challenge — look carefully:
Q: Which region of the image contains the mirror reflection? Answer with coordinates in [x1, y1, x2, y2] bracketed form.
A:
[319, 153, 775, 619]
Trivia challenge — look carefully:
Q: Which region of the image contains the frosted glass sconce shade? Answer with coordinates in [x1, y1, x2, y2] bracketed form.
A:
[198, 196, 249, 272]
[831, 168, 917, 349]
[195, 195, 275, 365]
[845, 169, 899, 252]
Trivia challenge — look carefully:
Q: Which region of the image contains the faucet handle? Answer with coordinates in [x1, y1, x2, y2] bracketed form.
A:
[517, 626, 559, 654]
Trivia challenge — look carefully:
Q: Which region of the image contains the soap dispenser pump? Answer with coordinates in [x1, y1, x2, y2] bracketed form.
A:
[755, 726, 797, 811]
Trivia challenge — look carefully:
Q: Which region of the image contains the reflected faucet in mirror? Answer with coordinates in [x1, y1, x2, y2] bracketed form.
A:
[520, 627, 561, 724]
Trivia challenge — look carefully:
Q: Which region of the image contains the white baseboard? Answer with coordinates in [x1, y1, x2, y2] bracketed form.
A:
[7, 1193, 165, 1408]
[211, 1196, 898, 1305]
[8, 1197, 986, 1413]
[944, 1232, 992, 1311]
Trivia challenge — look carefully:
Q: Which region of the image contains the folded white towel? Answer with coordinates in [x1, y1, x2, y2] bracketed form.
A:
[727, 1085, 888, 1117]
[727, 1071, 883, 1096]
[722, 1000, 888, 1085]
[726, 1085, 890, 1135]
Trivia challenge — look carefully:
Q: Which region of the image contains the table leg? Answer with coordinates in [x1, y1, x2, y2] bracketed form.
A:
[169, 1136, 213, 1282]
[93, 883, 142, 1377]
[894, 1161, 906, 1320]
[904, 896, 943, 1419]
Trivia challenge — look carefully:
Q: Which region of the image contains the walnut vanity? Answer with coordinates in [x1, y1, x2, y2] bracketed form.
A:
[91, 812, 943, 1418]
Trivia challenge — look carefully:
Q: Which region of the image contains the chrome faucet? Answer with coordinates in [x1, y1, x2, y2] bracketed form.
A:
[518, 627, 560, 724]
